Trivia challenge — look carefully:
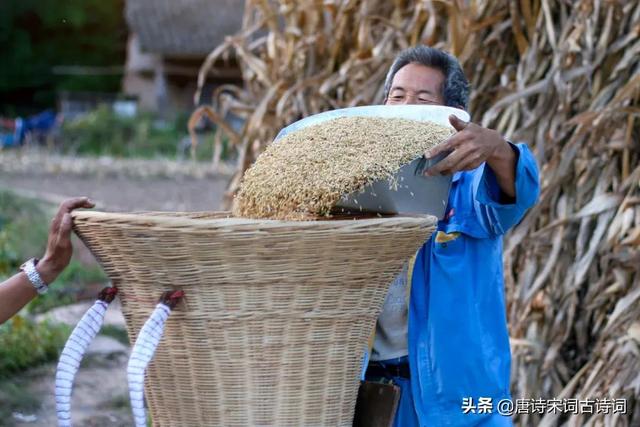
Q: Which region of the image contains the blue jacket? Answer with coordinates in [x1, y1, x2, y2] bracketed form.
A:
[408, 143, 540, 426]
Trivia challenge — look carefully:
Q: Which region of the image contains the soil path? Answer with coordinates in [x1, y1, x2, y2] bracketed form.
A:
[0, 172, 229, 212]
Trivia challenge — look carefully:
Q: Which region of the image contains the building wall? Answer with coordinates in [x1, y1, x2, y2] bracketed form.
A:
[122, 34, 240, 115]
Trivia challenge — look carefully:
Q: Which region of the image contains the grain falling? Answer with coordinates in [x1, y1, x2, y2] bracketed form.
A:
[233, 116, 452, 220]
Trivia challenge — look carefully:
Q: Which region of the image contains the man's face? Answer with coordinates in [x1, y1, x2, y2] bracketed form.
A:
[385, 63, 445, 106]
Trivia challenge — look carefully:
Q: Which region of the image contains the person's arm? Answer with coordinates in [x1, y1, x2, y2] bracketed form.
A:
[485, 139, 517, 198]
[425, 115, 517, 197]
[425, 115, 539, 235]
[0, 197, 94, 324]
[0, 273, 39, 324]
[472, 143, 539, 235]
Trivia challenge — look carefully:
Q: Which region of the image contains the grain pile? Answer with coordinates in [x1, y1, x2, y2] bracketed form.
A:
[233, 116, 451, 220]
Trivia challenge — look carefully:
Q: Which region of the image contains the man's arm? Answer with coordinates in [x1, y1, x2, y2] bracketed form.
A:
[0, 273, 38, 324]
[0, 197, 94, 325]
[485, 140, 517, 198]
[473, 143, 540, 235]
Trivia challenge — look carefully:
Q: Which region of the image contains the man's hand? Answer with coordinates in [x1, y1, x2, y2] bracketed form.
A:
[424, 115, 517, 198]
[425, 115, 508, 176]
[37, 197, 95, 284]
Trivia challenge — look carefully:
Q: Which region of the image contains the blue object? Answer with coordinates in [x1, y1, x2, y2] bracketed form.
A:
[360, 345, 370, 381]
[23, 110, 57, 132]
[407, 142, 540, 426]
[1, 133, 19, 147]
[10, 110, 57, 145]
[392, 376, 420, 427]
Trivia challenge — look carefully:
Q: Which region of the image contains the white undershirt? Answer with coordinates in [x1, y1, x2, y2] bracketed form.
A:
[370, 262, 409, 361]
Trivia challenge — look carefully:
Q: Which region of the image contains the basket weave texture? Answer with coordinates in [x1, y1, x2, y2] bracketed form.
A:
[72, 211, 436, 426]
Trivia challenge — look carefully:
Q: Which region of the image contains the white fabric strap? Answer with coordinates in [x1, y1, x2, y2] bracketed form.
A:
[127, 303, 171, 427]
[55, 300, 108, 427]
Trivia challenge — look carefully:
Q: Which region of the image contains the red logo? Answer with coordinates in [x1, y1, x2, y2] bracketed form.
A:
[445, 208, 455, 220]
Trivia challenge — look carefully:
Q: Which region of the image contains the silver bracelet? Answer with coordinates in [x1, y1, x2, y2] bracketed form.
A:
[20, 258, 49, 295]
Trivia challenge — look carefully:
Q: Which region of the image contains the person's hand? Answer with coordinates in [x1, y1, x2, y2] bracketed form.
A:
[424, 115, 507, 176]
[36, 197, 95, 284]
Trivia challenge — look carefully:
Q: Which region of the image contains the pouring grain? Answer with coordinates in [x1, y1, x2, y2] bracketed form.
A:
[234, 116, 452, 220]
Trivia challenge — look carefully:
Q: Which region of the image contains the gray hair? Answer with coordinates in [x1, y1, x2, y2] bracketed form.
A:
[383, 46, 470, 110]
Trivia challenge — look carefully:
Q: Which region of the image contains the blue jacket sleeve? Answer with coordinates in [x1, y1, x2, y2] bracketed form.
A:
[473, 142, 540, 236]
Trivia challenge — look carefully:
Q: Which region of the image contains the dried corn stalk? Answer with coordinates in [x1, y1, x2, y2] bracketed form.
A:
[194, 0, 640, 425]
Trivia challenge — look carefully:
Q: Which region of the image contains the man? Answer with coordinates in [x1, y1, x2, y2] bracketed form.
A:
[364, 46, 539, 426]
[0, 197, 95, 324]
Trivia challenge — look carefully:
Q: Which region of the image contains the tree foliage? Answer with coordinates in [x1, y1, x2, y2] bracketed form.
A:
[0, 0, 126, 114]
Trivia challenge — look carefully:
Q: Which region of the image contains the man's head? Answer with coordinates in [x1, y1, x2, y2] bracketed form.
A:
[383, 46, 470, 110]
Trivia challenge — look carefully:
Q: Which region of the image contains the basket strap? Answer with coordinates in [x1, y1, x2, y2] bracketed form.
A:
[127, 290, 184, 427]
[55, 287, 118, 427]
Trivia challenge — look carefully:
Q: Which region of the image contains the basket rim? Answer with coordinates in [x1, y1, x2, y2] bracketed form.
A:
[71, 210, 437, 230]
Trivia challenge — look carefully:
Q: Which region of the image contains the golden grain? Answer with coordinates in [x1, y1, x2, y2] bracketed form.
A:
[233, 116, 451, 220]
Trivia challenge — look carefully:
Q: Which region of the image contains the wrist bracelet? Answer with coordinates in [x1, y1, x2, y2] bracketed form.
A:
[20, 258, 49, 295]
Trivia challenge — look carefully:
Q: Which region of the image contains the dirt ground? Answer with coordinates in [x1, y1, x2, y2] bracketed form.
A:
[0, 172, 229, 212]
[5, 353, 133, 427]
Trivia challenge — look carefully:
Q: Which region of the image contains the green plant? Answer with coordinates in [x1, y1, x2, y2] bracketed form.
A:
[0, 192, 50, 277]
[0, 315, 70, 377]
[0, 0, 126, 115]
[0, 228, 19, 277]
[27, 260, 108, 314]
[104, 393, 130, 410]
[60, 107, 218, 160]
[0, 380, 40, 420]
[99, 324, 129, 346]
[24, 283, 75, 315]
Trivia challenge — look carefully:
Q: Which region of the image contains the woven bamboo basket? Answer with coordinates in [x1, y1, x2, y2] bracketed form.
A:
[72, 210, 436, 426]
